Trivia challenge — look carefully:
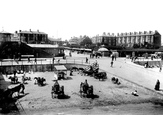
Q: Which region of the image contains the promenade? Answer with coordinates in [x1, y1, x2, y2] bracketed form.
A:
[97, 57, 163, 94]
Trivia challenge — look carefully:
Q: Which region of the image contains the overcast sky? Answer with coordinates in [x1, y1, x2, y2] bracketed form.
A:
[0, 0, 162, 41]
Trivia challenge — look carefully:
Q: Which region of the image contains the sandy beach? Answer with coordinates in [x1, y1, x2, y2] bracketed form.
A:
[3, 69, 162, 115]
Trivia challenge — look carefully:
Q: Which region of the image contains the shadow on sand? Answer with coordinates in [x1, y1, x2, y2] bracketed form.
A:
[57, 94, 71, 99]
[52, 77, 73, 81]
[65, 77, 73, 80]
[86, 94, 99, 99]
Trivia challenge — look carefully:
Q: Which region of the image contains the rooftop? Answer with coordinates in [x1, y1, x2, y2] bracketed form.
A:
[28, 44, 58, 48]
[18, 30, 47, 35]
[0, 31, 13, 34]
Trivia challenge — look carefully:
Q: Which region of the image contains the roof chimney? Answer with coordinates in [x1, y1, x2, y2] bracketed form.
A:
[155, 30, 158, 33]
[103, 32, 106, 36]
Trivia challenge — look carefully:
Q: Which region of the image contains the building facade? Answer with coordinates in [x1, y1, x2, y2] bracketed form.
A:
[91, 30, 161, 49]
[91, 33, 116, 47]
[15, 29, 48, 44]
[0, 31, 13, 43]
[101, 33, 116, 46]
[91, 34, 102, 44]
[69, 37, 80, 45]
[116, 30, 161, 48]
[47, 37, 62, 45]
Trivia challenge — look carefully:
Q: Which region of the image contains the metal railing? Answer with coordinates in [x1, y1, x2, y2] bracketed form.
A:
[0, 58, 93, 66]
[134, 57, 161, 62]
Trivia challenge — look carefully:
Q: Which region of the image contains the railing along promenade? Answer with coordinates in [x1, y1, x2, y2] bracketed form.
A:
[0, 58, 93, 66]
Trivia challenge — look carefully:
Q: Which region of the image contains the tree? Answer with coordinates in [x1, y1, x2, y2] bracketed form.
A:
[80, 36, 92, 47]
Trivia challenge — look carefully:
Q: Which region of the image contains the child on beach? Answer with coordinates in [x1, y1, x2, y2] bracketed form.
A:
[111, 61, 113, 67]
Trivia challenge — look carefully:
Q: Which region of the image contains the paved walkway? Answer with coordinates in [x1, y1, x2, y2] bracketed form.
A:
[92, 57, 163, 95]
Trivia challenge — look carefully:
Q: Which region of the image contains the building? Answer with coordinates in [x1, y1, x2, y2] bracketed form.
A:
[69, 37, 80, 46]
[16, 29, 48, 44]
[101, 33, 116, 47]
[0, 31, 13, 43]
[47, 37, 62, 45]
[16, 30, 65, 57]
[91, 32, 116, 47]
[91, 34, 102, 44]
[0, 29, 65, 59]
[116, 30, 161, 48]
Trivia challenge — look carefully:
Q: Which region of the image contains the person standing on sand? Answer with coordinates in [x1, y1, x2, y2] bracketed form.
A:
[155, 79, 160, 91]
[70, 69, 73, 76]
[111, 61, 113, 67]
[160, 67, 162, 72]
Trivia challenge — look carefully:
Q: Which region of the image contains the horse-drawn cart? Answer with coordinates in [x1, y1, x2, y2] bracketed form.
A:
[51, 80, 65, 99]
[79, 80, 94, 98]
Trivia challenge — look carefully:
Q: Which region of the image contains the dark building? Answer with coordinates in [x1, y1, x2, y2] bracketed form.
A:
[0, 29, 65, 59]
[101, 33, 116, 47]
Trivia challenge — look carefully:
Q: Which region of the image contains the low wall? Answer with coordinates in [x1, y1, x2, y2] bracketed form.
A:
[0, 63, 88, 75]
[134, 60, 162, 67]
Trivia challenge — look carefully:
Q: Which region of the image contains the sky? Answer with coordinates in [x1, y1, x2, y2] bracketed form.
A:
[0, 0, 163, 41]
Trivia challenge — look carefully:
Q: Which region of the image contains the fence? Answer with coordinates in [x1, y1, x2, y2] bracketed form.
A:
[0, 58, 93, 66]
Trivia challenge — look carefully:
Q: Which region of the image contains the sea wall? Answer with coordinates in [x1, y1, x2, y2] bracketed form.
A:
[0, 63, 88, 75]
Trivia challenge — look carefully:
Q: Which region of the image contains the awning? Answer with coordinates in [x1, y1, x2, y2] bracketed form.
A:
[54, 65, 67, 71]
[84, 49, 92, 51]
[98, 47, 109, 52]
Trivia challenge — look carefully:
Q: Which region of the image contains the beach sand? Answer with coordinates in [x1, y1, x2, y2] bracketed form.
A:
[4, 70, 162, 115]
